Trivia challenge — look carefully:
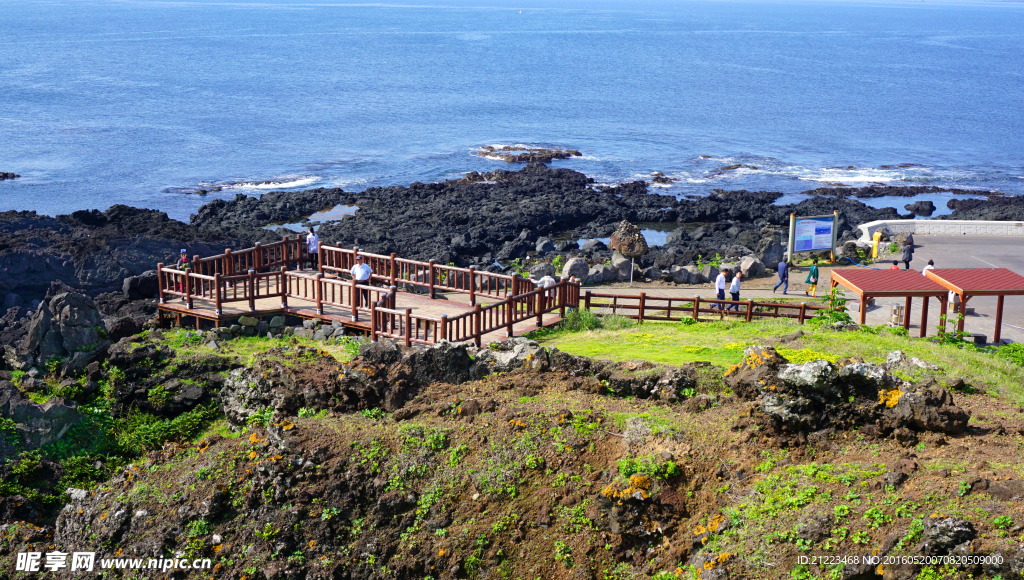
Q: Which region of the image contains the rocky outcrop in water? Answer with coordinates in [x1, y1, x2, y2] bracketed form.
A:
[0, 173, 19, 181]
[945, 195, 1024, 221]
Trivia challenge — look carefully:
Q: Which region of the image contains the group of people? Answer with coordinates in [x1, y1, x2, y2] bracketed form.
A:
[771, 258, 820, 297]
[714, 268, 744, 310]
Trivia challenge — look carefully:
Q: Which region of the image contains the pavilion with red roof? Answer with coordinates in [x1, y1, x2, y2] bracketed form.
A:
[829, 269, 949, 337]
[924, 268, 1024, 343]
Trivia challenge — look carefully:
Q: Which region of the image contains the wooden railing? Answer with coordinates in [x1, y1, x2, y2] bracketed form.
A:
[583, 291, 828, 324]
[443, 279, 576, 346]
[190, 236, 307, 278]
[319, 246, 521, 304]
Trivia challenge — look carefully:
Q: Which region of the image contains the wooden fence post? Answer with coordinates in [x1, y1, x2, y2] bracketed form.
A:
[474, 304, 482, 348]
[468, 265, 476, 306]
[535, 291, 543, 326]
[185, 269, 193, 310]
[390, 253, 397, 287]
[157, 263, 165, 304]
[511, 272, 519, 297]
[350, 276, 357, 321]
[247, 269, 256, 312]
[559, 280, 567, 318]
[585, 289, 591, 311]
[746, 300, 754, 323]
[428, 260, 436, 299]
[799, 302, 807, 325]
[313, 273, 322, 316]
[224, 249, 233, 276]
[254, 243, 262, 271]
[693, 296, 700, 321]
[440, 314, 448, 342]
[214, 273, 222, 315]
[280, 267, 289, 308]
[389, 286, 397, 310]
[369, 300, 377, 342]
[638, 292, 646, 324]
[506, 299, 514, 337]
[317, 244, 325, 275]
[405, 308, 413, 348]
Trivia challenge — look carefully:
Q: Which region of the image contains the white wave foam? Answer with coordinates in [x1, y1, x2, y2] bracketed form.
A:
[222, 176, 321, 190]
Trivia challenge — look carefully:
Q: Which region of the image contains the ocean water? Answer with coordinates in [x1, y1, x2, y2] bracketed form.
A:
[1, 0, 1023, 222]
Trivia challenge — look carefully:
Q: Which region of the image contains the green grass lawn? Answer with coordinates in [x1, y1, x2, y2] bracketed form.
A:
[534, 318, 1024, 403]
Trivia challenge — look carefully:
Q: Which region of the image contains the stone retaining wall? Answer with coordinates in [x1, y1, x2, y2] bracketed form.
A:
[858, 219, 1024, 242]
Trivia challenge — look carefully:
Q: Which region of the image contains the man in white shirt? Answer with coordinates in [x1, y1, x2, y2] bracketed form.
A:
[306, 227, 319, 270]
[921, 260, 935, 276]
[350, 255, 373, 307]
[715, 270, 727, 310]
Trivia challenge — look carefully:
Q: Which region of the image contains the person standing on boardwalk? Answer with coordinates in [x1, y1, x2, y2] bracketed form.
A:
[726, 271, 742, 311]
[773, 260, 788, 294]
[350, 255, 373, 307]
[715, 269, 728, 309]
[804, 258, 819, 297]
[901, 243, 914, 270]
[175, 249, 191, 299]
[306, 227, 319, 270]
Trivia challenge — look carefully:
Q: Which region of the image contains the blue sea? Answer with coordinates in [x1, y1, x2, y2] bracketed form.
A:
[1, 0, 1023, 222]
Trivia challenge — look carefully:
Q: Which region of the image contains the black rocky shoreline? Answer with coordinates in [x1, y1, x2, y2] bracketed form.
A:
[0, 163, 1021, 306]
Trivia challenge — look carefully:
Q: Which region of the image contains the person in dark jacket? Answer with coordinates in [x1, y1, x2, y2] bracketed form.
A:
[901, 244, 914, 270]
[773, 260, 789, 294]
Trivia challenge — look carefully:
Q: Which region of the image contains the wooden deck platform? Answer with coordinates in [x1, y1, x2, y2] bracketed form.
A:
[158, 287, 561, 345]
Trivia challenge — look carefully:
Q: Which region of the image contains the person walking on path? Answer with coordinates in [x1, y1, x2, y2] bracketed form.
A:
[306, 227, 319, 270]
[726, 271, 742, 311]
[715, 269, 727, 309]
[922, 259, 935, 276]
[901, 243, 914, 270]
[350, 255, 373, 307]
[773, 260, 789, 294]
[804, 258, 820, 297]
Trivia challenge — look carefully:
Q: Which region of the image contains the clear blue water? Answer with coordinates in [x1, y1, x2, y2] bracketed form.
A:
[1, 0, 1023, 221]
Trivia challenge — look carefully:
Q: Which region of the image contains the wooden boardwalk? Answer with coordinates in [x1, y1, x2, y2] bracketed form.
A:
[159, 284, 561, 345]
[156, 241, 575, 346]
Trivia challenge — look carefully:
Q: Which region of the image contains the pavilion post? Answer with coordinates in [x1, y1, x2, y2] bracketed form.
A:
[957, 295, 968, 333]
[919, 296, 928, 338]
[859, 294, 867, 325]
[938, 297, 948, 337]
[994, 294, 1005, 344]
[903, 296, 912, 331]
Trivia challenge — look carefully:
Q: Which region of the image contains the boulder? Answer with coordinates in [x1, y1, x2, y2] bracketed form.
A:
[14, 291, 109, 373]
[699, 264, 720, 282]
[669, 266, 691, 285]
[921, 516, 975, 556]
[755, 235, 785, 266]
[562, 257, 590, 281]
[725, 346, 970, 437]
[608, 221, 649, 258]
[104, 316, 143, 342]
[642, 266, 663, 281]
[535, 237, 556, 254]
[684, 265, 705, 284]
[586, 267, 604, 285]
[739, 256, 766, 278]
[556, 239, 579, 252]
[122, 270, 159, 300]
[665, 228, 689, 245]
[239, 315, 259, 327]
[581, 239, 608, 253]
[904, 200, 936, 217]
